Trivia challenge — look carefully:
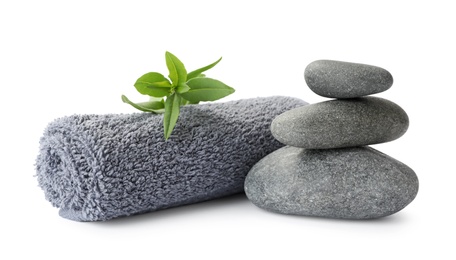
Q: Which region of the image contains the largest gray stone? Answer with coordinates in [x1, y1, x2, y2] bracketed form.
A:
[244, 146, 419, 219]
[271, 97, 409, 149]
[305, 60, 393, 98]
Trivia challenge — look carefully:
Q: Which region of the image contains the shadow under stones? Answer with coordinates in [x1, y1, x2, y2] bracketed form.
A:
[254, 205, 411, 226]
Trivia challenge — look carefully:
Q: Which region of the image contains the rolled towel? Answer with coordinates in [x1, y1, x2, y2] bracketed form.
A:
[35, 96, 307, 221]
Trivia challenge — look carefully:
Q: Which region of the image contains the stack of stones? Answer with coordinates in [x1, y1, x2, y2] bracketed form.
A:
[244, 60, 419, 219]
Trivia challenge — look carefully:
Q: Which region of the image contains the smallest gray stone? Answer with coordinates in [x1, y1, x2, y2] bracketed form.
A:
[305, 60, 393, 98]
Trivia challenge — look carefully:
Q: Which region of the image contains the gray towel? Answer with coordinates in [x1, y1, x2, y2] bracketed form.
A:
[35, 96, 307, 221]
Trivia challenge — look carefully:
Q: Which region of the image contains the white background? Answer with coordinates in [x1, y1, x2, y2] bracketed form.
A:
[1, 0, 454, 259]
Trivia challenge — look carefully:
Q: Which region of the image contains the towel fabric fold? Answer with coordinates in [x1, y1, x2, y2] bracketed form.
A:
[35, 96, 307, 221]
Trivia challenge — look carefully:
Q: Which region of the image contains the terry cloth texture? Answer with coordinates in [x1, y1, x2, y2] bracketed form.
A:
[35, 96, 307, 221]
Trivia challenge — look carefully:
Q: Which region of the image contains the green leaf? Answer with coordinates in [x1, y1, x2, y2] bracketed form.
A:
[181, 77, 235, 103]
[188, 100, 200, 104]
[165, 51, 187, 86]
[121, 95, 165, 113]
[179, 98, 199, 106]
[134, 72, 172, 97]
[187, 57, 222, 80]
[176, 83, 190, 94]
[180, 98, 189, 106]
[148, 96, 165, 102]
[163, 93, 182, 140]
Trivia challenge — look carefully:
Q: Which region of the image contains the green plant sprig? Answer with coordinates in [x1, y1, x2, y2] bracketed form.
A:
[122, 51, 235, 140]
